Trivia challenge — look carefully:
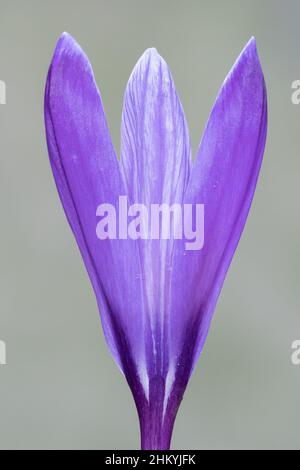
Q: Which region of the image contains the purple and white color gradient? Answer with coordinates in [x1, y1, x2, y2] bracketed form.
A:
[44, 33, 267, 449]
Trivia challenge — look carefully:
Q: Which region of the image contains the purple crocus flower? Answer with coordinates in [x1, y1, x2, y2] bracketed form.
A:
[44, 33, 267, 450]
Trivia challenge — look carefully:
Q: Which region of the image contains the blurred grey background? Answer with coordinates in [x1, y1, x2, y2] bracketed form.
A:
[0, 0, 299, 450]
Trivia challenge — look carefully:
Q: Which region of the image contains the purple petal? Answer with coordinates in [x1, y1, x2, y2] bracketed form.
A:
[120, 47, 191, 369]
[121, 47, 191, 205]
[119, 49, 193, 448]
[44, 33, 146, 378]
[169, 37, 267, 374]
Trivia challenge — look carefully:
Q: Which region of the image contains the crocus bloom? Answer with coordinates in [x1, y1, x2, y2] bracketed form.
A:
[44, 33, 267, 450]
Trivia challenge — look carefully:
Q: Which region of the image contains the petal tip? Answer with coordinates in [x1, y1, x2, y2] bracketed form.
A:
[227, 36, 264, 88]
[242, 36, 261, 66]
[247, 36, 257, 49]
[51, 32, 84, 67]
[143, 47, 159, 58]
[55, 31, 76, 51]
[136, 47, 167, 73]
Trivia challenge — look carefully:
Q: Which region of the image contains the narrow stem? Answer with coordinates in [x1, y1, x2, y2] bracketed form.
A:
[137, 375, 181, 450]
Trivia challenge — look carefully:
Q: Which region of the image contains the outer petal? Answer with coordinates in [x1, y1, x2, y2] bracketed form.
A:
[170, 38, 267, 374]
[44, 33, 145, 381]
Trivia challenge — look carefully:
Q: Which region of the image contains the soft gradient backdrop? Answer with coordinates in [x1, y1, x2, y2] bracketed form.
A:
[0, 0, 299, 449]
